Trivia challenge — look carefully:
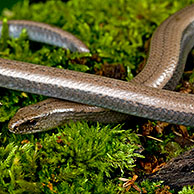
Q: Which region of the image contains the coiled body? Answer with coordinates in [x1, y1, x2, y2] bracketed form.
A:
[1, 4, 194, 133]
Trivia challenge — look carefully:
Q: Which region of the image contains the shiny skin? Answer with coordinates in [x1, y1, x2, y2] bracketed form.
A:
[1, 4, 194, 133]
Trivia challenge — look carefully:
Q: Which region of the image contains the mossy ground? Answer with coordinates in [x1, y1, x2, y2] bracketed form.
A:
[0, 0, 194, 193]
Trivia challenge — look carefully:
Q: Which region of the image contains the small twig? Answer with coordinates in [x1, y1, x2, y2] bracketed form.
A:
[137, 134, 163, 142]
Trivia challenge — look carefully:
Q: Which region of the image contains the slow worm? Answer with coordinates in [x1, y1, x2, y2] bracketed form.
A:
[1, 4, 194, 133]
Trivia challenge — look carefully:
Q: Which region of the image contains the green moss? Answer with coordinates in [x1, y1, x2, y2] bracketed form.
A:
[0, 123, 143, 193]
[178, 185, 194, 194]
[0, 0, 194, 193]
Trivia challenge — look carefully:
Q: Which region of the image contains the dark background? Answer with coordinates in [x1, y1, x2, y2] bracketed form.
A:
[0, 0, 70, 13]
[0, 0, 22, 13]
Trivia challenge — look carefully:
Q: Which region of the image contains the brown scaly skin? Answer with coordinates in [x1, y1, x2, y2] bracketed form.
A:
[1, 4, 194, 133]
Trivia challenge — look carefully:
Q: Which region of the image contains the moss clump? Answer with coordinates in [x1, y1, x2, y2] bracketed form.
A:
[178, 185, 194, 194]
[0, 123, 143, 193]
